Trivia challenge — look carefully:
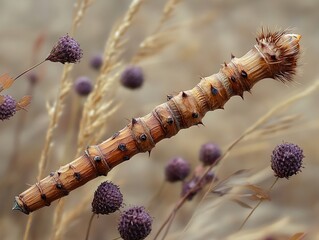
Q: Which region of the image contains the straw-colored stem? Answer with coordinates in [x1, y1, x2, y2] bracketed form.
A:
[14, 60, 46, 81]
[85, 213, 95, 240]
[239, 177, 279, 230]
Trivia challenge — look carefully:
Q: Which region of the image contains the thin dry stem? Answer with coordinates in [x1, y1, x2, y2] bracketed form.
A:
[238, 177, 279, 230]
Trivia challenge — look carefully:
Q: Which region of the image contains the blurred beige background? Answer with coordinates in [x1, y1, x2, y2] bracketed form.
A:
[0, 0, 318, 239]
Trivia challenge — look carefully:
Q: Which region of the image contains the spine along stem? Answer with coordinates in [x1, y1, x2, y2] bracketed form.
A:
[13, 30, 301, 214]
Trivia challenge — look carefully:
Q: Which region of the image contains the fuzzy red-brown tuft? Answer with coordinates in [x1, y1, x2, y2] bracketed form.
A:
[256, 28, 301, 82]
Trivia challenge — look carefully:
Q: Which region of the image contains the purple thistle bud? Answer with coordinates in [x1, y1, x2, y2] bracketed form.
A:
[91, 181, 123, 215]
[74, 76, 93, 96]
[199, 143, 221, 166]
[90, 53, 103, 70]
[120, 65, 144, 89]
[118, 206, 152, 240]
[165, 157, 191, 182]
[46, 34, 83, 64]
[271, 142, 304, 179]
[0, 95, 16, 120]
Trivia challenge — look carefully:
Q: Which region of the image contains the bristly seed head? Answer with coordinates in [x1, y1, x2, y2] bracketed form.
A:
[199, 143, 221, 166]
[165, 157, 190, 182]
[46, 34, 83, 64]
[91, 181, 123, 215]
[89, 53, 103, 70]
[120, 65, 144, 89]
[256, 29, 301, 82]
[271, 142, 304, 179]
[74, 76, 93, 96]
[0, 95, 16, 120]
[118, 206, 152, 240]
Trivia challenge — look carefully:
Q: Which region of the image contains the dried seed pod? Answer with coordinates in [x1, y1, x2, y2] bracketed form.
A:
[74, 76, 93, 96]
[14, 29, 301, 214]
[165, 157, 191, 182]
[199, 143, 221, 166]
[91, 181, 123, 215]
[46, 34, 83, 64]
[271, 142, 304, 178]
[118, 206, 152, 240]
[120, 65, 144, 89]
[0, 95, 16, 120]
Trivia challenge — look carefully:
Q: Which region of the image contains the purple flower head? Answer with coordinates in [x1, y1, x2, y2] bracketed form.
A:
[165, 157, 191, 182]
[271, 142, 304, 179]
[90, 53, 103, 70]
[118, 206, 152, 240]
[91, 181, 123, 215]
[0, 95, 16, 120]
[120, 65, 144, 89]
[199, 143, 221, 166]
[46, 34, 83, 64]
[74, 76, 93, 96]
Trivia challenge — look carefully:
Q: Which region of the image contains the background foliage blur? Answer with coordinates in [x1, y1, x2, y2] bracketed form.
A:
[0, 0, 318, 239]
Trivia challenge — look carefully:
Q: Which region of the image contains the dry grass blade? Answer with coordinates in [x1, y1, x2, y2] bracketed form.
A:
[0, 73, 14, 92]
[77, 0, 145, 152]
[247, 114, 301, 140]
[290, 232, 306, 240]
[157, 0, 182, 32]
[16, 95, 32, 111]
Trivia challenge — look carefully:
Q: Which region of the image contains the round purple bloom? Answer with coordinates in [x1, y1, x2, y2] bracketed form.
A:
[199, 143, 221, 166]
[120, 66, 144, 89]
[271, 142, 304, 179]
[118, 206, 152, 240]
[74, 76, 93, 96]
[90, 53, 103, 70]
[91, 181, 123, 215]
[165, 157, 191, 182]
[0, 95, 16, 120]
[46, 34, 83, 64]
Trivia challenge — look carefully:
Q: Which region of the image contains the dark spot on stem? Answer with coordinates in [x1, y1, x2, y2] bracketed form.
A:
[41, 194, 47, 200]
[140, 134, 147, 141]
[192, 112, 199, 118]
[131, 118, 137, 125]
[123, 156, 130, 161]
[74, 172, 81, 181]
[241, 70, 248, 78]
[211, 86, 218, 95]
[56, 183, 63, 189]
[230, 76, 236, 82]
[94, 156, 102, 162]
[118, 143, 127, 151]
[167, 117, 173, 125]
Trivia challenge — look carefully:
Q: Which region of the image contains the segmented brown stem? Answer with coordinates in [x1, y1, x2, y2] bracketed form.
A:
[14, 30, 301, 214]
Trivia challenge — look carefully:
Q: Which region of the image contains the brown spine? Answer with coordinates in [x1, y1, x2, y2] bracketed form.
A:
[13, 30, 301, 214]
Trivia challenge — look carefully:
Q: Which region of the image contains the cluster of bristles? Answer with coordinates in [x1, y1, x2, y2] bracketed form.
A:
[91, 181, 152, 240]
[256, 29, 301, 82]
[165, 142, 221, 200]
